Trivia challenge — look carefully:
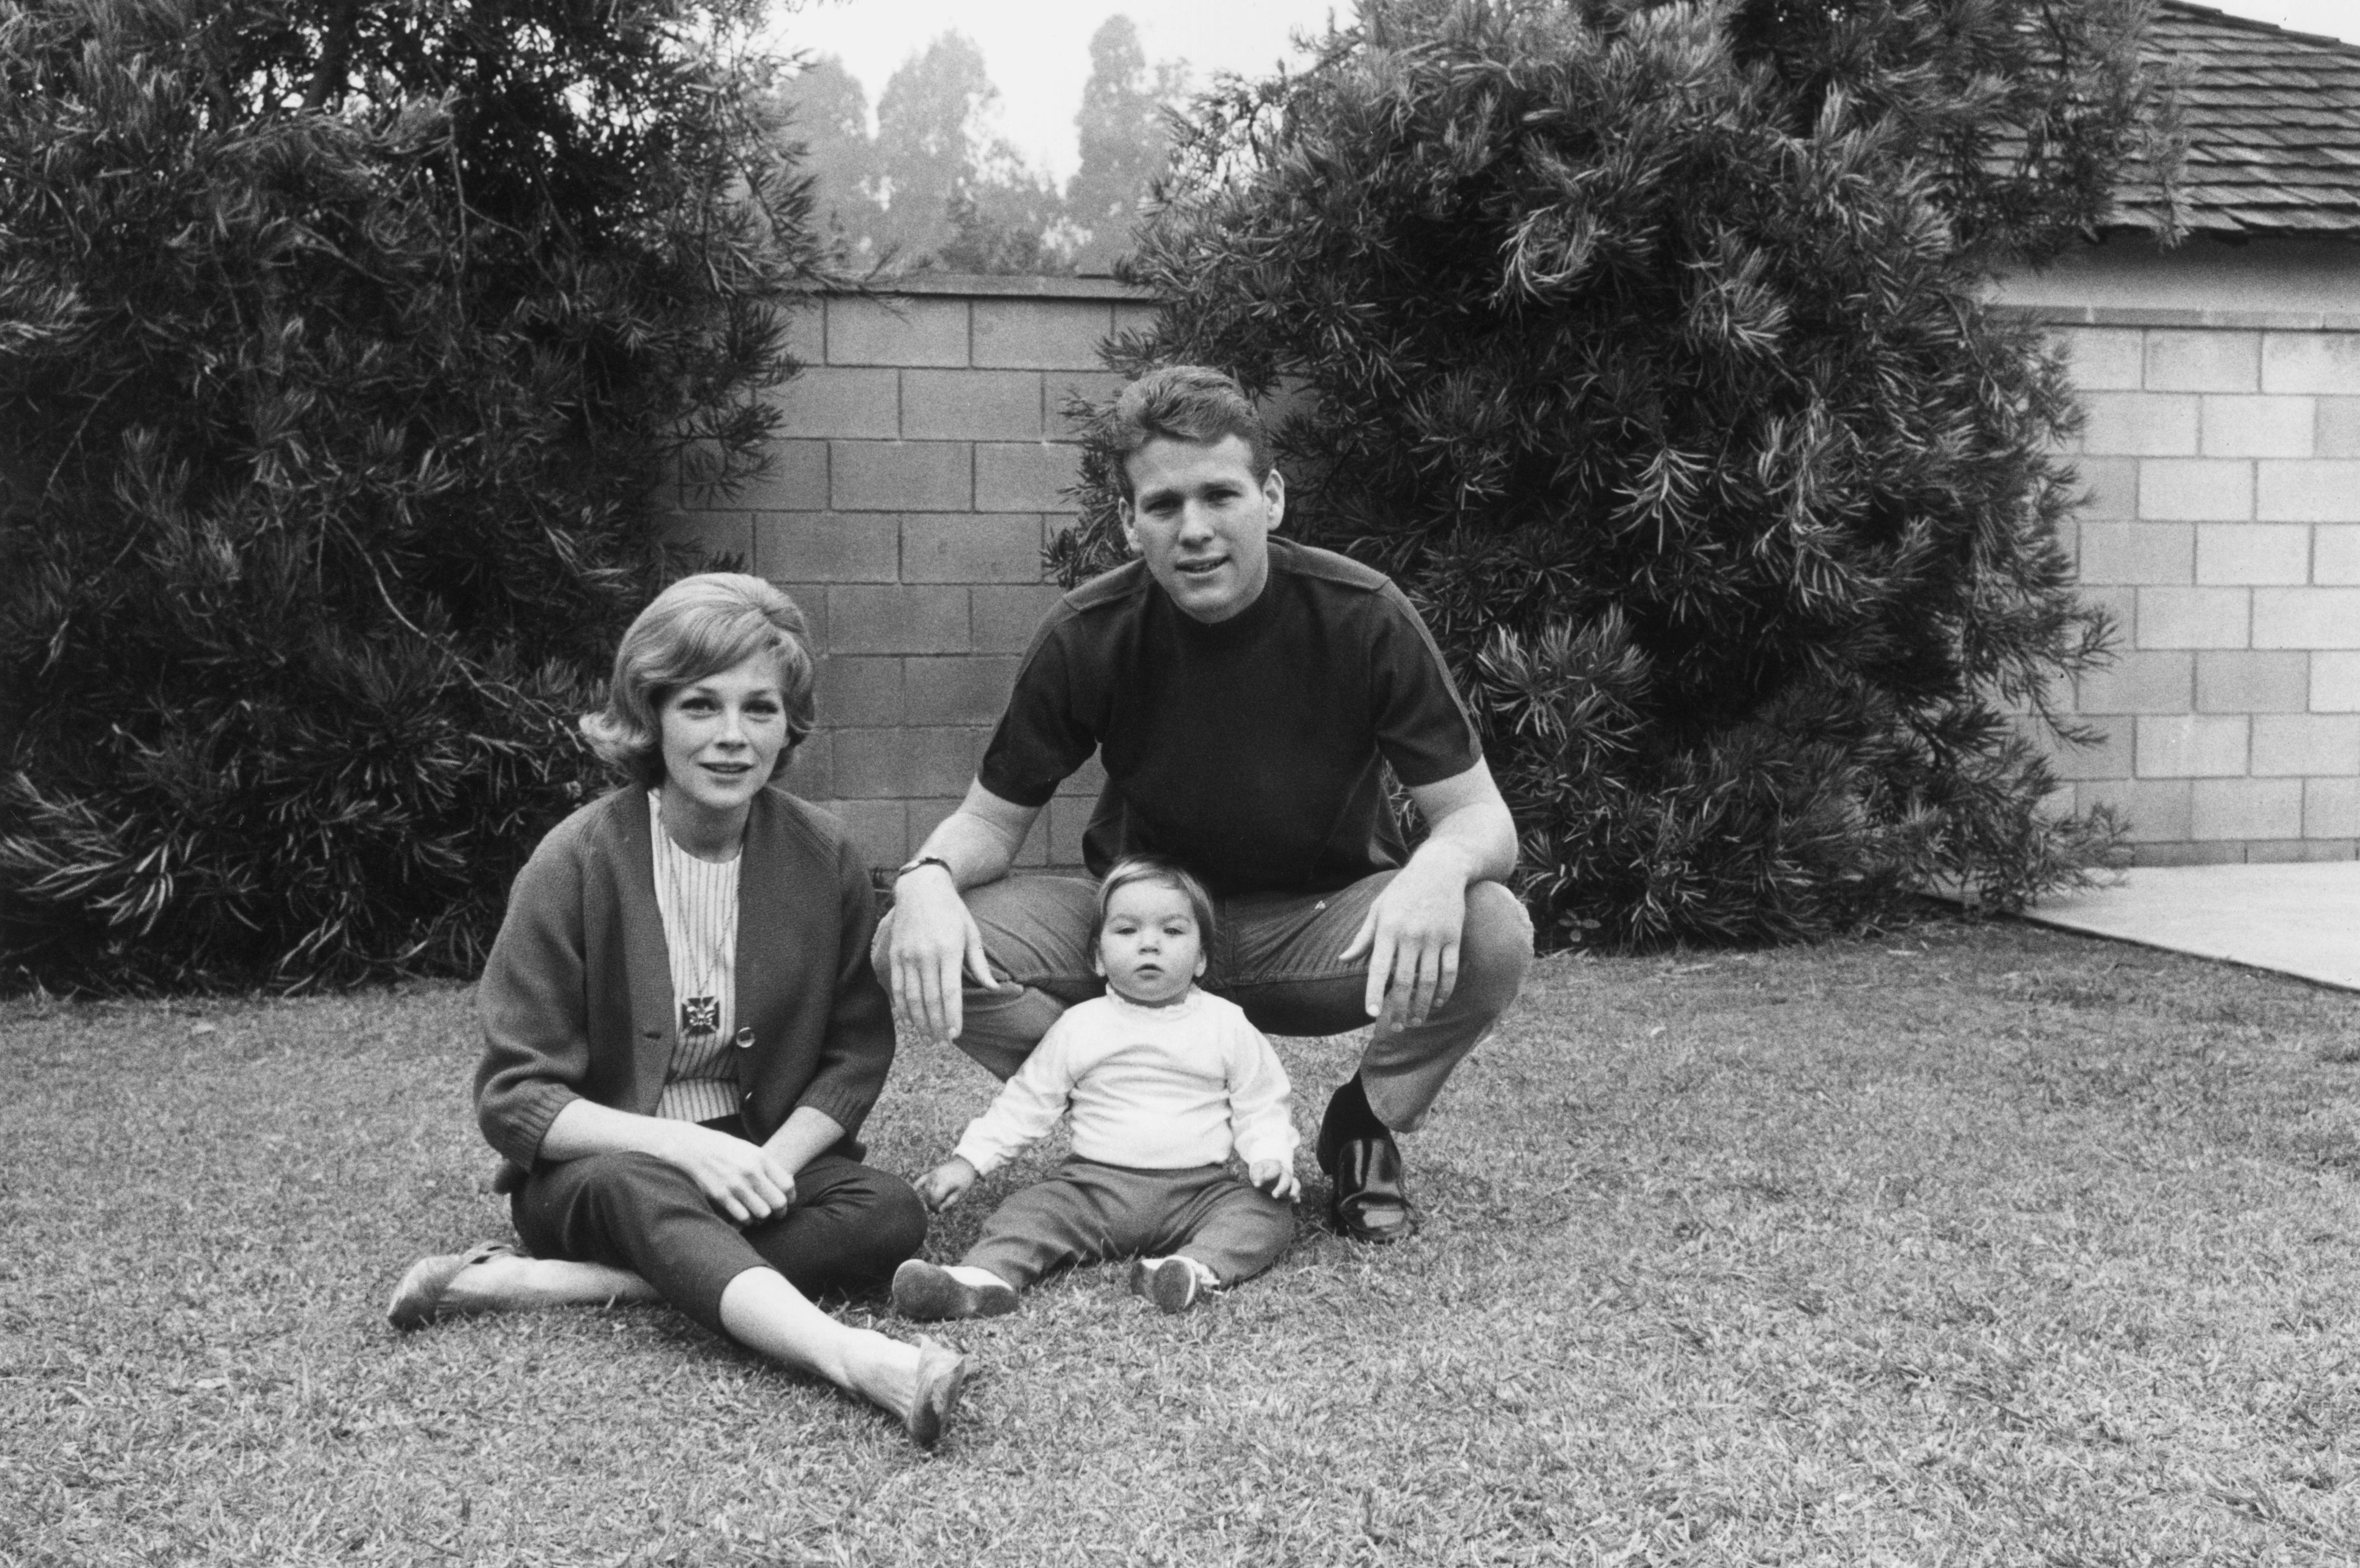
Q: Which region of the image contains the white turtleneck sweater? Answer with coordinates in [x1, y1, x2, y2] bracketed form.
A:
[952, 988, 1298, 1176]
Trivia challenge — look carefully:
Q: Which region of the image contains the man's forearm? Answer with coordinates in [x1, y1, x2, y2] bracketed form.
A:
[1409, 799, 1518, 888]
[908, 779, 1042, 890]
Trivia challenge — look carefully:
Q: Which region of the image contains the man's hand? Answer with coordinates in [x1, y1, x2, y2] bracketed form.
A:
[1339, 845, 1473, 1036]
[887, 865, 1003, 1047]
[662, 1122, 798, 1226]
[1249, 1156, 1299, 1202]
[915, 1156, 980, 1212]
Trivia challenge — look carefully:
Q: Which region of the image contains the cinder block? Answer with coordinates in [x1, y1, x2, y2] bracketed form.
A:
[901, 369, 1046, 441]
[769, 367, 899, 439]
[2076, 776, 2192, 842]
[1046, 794, 1096, 867]
[2076, 584, 2138, 644]
[972, 583, 1068, 653]
[2318, 397, 2360, 457]
[826, 296, 969, 368]
[736, 441, 829, 511]
[2136, 714, 2247, 777]
[904, 655, 1021, 726]
[2146, 330, 2261, 393]
[977, 443, 1084, 512]
[2256, 461, 2360, 522]
[2078, 521, 2191, 585]
[2317, 652, 2360, 711]
[2245, 839, 2313, 864]
[829, 442, 971, 512]
[2201, 396, 2315, 458]
[830, 728, 912, 798]
[2253, 588, 2360, 649]
[2073, 457, 2140, 519]
[902, 514, 1050, 583]
[753, 513, 898, 582]
[782, 301, 825, 367]
[2056, 326, 2144, 391]
[907, 726, 991, 795]
[2082, 392, 2198, 456]
[2190, 777, 2304, 841]
[1050, 371, 1130, 434]
[2138, 459, 2253, 521]
[810, 797, 906, 866]
[2136, 586, 2250, 649]
[817, 656, 903, 727]
[2196, 651, 2310, 714]
[785, 730, 832, 794]
[971, 299, 1115, 370]
[2318, 526, 2360, 584]
[1110, 302, 1164, 340]
[2262, 332, 2360, 395]
[770, 585, 829, 649]
[2134, 841, 2247, 866]
[2045, 720, 2130, 782]
[2297, 837, 2358, 861]
[2307, 777, 2360, 837]
[825, 584, 971, 655]
[2072, 649, 2192, 714]
[2196, 524, 2312, 585]
[2252, 713, 2360, 776]
[666, 510, 753, 567]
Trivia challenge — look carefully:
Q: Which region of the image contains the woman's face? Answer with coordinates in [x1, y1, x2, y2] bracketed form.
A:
[657, 653, 790, 826]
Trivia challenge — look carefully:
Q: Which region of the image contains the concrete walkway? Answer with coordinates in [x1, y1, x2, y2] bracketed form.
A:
[2021, 860, 2360, 992]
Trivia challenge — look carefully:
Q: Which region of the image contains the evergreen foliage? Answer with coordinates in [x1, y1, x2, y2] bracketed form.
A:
[1058, 0, 2180, 949]
[0, 0, 821, 991]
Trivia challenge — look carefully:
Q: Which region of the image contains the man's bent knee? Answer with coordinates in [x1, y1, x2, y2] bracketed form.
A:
[1457, 880, 1535, 1013]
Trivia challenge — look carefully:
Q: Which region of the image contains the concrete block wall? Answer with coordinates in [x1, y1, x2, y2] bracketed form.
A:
[2037, 312, 2360, 865]
[671, 276, 1156, 871]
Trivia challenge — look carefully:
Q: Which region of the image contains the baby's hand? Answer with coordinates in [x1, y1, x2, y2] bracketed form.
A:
[1250, 1157, 1299, 1203]
[916, 1156, 979, 1212]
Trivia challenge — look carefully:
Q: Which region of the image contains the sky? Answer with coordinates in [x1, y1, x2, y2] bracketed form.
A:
[765, 0, 2360, 185]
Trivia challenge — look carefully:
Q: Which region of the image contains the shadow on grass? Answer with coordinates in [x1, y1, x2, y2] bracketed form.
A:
[5, 913, 2359, 1564]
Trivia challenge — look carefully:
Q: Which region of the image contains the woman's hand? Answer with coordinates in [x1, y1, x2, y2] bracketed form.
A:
[1249, 1158, 1300, 1202]
[915, 1156, 980, 1212]
[663, 1121, 799, 1225]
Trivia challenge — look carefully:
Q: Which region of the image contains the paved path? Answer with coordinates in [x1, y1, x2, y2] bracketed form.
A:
[2021, 860, 2360, 992]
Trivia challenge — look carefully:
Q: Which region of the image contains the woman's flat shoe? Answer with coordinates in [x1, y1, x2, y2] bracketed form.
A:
[386, 1241, 516, 1330]
[904, 1336, 972, 1447]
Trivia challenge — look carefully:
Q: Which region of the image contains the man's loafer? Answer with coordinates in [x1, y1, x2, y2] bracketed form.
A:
[1322, 1133, 1416, 1244]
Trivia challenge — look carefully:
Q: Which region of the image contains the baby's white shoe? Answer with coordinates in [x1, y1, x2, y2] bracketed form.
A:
[892, 1259, 1018, 1321]
[1129, 1255, 1219, 1314]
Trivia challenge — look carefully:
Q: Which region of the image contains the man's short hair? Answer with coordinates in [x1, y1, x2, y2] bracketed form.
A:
[1104, 365, 1274, 501]
[1094, 855, 1217, 947]
[581, 572, 817, 788]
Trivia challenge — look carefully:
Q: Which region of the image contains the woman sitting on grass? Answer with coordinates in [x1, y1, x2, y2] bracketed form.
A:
[388, 572, 970, 1447]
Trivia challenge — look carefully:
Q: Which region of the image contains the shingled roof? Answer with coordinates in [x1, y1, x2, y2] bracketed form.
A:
[2113, 1, 2360, 237]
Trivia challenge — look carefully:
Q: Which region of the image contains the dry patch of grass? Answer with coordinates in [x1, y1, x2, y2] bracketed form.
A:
[4, 915, 2358, 1565]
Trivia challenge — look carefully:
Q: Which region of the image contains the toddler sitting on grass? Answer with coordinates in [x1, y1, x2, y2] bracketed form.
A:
[893, 856, 1299, 1317]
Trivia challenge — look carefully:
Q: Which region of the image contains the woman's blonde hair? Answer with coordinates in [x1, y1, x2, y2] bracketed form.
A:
[581, 573, 816, 788]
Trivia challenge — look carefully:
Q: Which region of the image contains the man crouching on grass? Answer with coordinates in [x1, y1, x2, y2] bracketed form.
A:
[875, 363, 1532, 1244]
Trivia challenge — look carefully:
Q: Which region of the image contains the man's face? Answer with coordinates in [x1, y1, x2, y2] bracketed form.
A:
[1120, 434, 1283, 624]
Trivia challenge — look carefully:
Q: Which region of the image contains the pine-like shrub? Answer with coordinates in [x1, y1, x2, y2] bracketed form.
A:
[0, 0, 820, 991]
[1058, 0, 2179, 949]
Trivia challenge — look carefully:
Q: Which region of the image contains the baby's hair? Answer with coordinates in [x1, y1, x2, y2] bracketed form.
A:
[1095, 855, 1215, 946]
[581, 572, 816, 788]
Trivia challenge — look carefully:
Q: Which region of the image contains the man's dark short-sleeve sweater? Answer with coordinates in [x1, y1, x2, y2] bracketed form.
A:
[977, 539, 1483, 896]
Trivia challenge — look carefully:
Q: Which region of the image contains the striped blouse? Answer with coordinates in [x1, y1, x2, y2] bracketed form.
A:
[647, 791, 743, 1125]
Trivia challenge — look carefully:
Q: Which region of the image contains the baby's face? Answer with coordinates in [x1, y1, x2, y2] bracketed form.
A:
[1094, 880, 1205, 1007]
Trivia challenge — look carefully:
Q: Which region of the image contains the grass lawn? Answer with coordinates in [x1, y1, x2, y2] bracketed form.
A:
[5, 914, 2359, 1566]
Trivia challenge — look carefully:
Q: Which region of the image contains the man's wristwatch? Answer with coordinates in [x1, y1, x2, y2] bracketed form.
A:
[894, 854, 953, 882]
